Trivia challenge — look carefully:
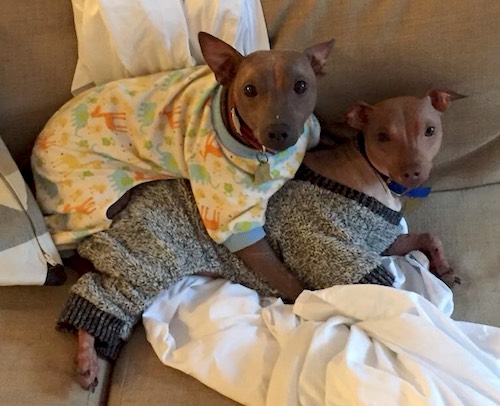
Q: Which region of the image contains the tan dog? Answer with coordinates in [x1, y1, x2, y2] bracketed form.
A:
[304, 89, 464, 285]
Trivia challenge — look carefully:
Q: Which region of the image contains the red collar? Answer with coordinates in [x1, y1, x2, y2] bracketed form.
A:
[227, 89, 265, 151]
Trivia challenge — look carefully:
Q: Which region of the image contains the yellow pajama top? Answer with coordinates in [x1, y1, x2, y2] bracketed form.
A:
[32, 66, 320, 250]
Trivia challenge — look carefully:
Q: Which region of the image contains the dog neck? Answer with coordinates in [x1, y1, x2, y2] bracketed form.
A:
[220, 85, 265, 151]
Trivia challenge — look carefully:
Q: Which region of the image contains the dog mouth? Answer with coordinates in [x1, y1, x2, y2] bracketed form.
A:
[229, 108, 299, 152]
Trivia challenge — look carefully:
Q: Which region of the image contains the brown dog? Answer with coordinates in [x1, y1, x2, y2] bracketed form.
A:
[304, 89, 465, 286]
[57, 33, 334, 390]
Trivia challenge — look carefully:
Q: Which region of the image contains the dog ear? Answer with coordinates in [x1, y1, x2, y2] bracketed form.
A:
[345, 101, 373, 130]
[303, 39, 334, 76]
[427, 89, 467, 112]
[198, 32, 244, 86]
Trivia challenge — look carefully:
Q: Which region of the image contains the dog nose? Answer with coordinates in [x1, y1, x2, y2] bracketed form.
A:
[267, 123, 290, 141]
[400, 164, 427, 187]
[263, 123, 297, 151]
[403, 169, 421, 180]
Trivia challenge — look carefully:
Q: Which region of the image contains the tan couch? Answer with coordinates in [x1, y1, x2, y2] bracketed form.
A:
[1, 0, 499, 404]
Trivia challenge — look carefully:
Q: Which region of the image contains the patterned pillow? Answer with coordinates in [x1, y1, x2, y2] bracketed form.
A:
[0, 137, 65, 285]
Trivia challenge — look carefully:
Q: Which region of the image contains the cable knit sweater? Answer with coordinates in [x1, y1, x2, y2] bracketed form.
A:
[58, 166, 404, 360]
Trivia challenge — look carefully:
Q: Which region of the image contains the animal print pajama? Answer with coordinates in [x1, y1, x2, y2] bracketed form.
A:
[32, 65, 320, 251]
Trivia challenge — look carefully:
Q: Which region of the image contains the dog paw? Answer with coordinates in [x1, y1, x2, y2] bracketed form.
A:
[75, 331, 99, 391]
[435, 266, 460, 288]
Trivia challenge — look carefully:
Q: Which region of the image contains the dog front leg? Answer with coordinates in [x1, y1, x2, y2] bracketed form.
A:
[384, 233, 460, 287]
[235, 238, 303, 302]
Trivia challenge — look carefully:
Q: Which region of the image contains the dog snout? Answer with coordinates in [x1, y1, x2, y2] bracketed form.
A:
[262, 123, 297, 151]
[399, 164, 428, 187]
[267, 123, 290, 141]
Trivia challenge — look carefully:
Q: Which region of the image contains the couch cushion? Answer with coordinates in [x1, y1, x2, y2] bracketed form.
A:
[108, 326, 240, 406]
[405, 183, 500, 327]
[0, 270, 110, 406]
[261, 0, 500, 192]
[0, 0, 77, 169]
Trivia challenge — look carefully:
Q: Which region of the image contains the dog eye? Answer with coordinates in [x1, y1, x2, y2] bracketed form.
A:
[425, 126, 436, 137]
[378, 132, 389, 142]
[243, 84, 257, 97]
[294, 80, 307, 94]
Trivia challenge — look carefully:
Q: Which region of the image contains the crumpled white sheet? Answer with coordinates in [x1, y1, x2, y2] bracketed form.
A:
[70, 0, 269, 94]
[143, 253, 500, 406]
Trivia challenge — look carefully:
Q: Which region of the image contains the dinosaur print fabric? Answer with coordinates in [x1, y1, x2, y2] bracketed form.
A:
[32, 65, 320, 249]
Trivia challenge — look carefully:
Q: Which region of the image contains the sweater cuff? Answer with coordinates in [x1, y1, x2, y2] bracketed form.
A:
[356, 265, 395, 286]
[57, 294, 126, 362]
[222, 226, 266, 253]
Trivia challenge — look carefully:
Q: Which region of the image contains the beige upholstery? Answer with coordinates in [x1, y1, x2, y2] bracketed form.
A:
[0, 0, 77, 169]
[0, 0, 499, 404]
[261, 0, 500, 192]
[406, 184, 500, 327]
[0, 271, 110, 405]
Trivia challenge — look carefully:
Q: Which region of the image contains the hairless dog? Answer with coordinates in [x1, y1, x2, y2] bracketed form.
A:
[41, 33, 333, 390]
[304, 90, 465, 286]
[66, 89, 461, 391]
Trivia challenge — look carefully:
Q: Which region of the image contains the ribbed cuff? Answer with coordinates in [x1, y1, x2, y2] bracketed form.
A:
[223, 226, 266, 253]
[57, 294, 126, 361]
[357, 265, 395, 286]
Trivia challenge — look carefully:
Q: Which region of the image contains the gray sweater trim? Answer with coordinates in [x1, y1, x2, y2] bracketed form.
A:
[57, 294, 125, 361]
[357, 265, 395, 286]
[295, 165, 403, 225]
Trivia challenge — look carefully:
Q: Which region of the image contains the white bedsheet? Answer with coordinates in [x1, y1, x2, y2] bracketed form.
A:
[143, 253, 500, 406]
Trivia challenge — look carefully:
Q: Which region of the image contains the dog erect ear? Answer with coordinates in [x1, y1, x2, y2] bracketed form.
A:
[427, 89, 467, 112]
[303, 39, 334, 76]
[345, 101, 373, 130]
[198, 32, 244, 86]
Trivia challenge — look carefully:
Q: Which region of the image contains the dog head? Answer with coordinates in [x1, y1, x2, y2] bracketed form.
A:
[346, 89, 465, 188]
[199, 32, 333, 152]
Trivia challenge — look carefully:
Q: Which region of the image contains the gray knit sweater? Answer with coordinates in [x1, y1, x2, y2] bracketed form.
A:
[58, 166, 403, 360]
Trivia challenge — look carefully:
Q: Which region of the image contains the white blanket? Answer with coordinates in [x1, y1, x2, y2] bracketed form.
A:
[143, 254, 500, 406]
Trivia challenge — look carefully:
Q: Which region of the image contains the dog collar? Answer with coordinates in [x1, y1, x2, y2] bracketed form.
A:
[223, 88, 273, 183]
[386, 181, 431, 198]
[356, 133, 432, 198]
[227, 89, 265, 151]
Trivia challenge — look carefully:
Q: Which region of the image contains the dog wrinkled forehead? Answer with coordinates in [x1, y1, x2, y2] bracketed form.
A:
[236, 51, 317, 86]
[370, 97, 443, 131]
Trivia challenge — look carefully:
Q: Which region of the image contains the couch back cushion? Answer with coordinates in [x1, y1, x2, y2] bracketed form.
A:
[261, 0, 500, 191]
[0, 0, 77, 170]
[1, 0, 499, 192]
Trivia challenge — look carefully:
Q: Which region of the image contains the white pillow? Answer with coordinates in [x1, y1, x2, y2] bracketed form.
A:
[71, 0, 270, 94]
[0, 137, 64, 286]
